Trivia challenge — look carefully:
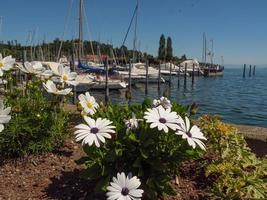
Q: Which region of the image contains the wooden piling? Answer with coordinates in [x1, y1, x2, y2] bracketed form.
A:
[253, 65, 256, 76]
[249, 65, 252, 77]
[145, 60, 148, 95]
[158, 61, 161, 92]
[243, 64, 246, 78]
[71, 52, 77, 105]
[184, 63, 187, 88]
[127, 59, 132, 101]
[105, 58, 109, 104]
[177, 65, 180, 88]
[192, 63, 195, 85]
[169, 62, 172, 86]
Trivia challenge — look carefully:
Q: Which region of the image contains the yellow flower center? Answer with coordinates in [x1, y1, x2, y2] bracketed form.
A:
[0, 62, 4, 68]
[87, 101, 93, 109]
[63, 74, 68, 81]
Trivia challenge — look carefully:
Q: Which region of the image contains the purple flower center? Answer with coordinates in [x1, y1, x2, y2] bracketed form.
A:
[186, 131, 192, 138]
[90, 127, 99, 134]
[121, 187, 129, 196]
[159, 117, 167, 124]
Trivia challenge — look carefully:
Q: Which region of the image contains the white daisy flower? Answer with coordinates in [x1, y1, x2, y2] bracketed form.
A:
[0, 100, 11, 132]
[0, 54, 15, 76]
[16, 61, 53, 78]
[144, 105, 182, 133]
[43, 80, 72, 95]
[58, 64, 78, 86]
[106, 172, 144, 200]
[18, 61, 44, 74]
[0, 79, 7, 85]
[74, 116, 115, 147]
[78, 92, 99, 115]
[175, 116, 207, 150]
[153, 96, 172, 109]
[124, 113, 140, 132]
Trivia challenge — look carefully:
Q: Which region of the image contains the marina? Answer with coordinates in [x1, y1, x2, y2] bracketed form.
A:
[87, 66, 267, 128]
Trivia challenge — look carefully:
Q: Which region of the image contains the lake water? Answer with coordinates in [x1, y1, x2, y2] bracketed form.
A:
[89, 65, 267, 128]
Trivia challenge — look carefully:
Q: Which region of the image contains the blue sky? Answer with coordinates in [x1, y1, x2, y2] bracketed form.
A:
[1, 0, 267, 64]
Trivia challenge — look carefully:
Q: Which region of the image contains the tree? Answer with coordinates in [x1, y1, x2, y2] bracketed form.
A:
[158, 34, 165, 60]
[166, 36, 173, 61]
[181, 54, 187, 61]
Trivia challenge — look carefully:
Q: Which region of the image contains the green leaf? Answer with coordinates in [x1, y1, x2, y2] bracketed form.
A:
[115, 148, 123, 156]
[163, 183, 176, 196]
[75, 156, 90, 165]
[140, 149, 149, 159]
[128, 132, 138, 142]
[80, 163, 101, 180]
[94, 175, 111, 193]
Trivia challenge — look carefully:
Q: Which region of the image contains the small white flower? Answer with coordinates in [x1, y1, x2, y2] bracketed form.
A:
[0, 100, 11, 132]
[144, 105, 182, 133]
[58, 64, 78, 86]
[17, 61, 53, 78]
[43, 80, 72, 95]
[175, 116, 207, 150]
[153, 96, 172, 109]
[18, 61, 44, 74]
[124, 113, 139, 132]
[0, 54, 15, 76]
[78, 92, 99, 115]
[106, 172, 144, 200]
[0, 79, 7, 85]
[74, 116, 115, 147]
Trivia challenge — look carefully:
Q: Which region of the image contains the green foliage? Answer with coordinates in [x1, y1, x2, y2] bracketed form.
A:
[0, 79, 69, 157]
[200, 116, 267, 199]
[158, 34, 166, 60]
[77, 99, 203, 199]
[166, 37, 173, 61]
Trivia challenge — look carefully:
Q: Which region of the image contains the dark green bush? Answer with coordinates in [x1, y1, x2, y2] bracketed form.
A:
[0, 79, 69, 157]
[76, 99, 204, 199]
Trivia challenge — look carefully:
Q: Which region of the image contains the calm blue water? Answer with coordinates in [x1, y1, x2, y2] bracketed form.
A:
[89, 65, 267, 127]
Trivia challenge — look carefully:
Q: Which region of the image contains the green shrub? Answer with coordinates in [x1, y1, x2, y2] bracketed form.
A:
[76, 99, 204, 199]
[0, 79, 69, 157]
[200, 116, 267, 199]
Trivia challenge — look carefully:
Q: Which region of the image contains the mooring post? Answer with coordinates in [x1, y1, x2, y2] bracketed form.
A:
[177, 65, 180, 88]
[127, 59, 132, 103]
[71, 52, 77, 105]
[145, 59, 149, 95]
[249, 65, 252, 77]
[158, 61, 161, 92]
[192, 63, 195, 85]
[243, 64, 246, 78]
[253, 65, 256, 76]
[105, 58, 109, 104]
[198, 67, 200, 76]
[169, 62, 172, 86]
[184, 63, 187, 89]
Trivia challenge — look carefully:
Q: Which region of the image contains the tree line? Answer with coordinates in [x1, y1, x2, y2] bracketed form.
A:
[0, 35, 187, 64]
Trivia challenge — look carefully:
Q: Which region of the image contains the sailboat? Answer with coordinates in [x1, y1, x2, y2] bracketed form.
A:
[201, 34, 224, 77]
[73, 0, 127, 90]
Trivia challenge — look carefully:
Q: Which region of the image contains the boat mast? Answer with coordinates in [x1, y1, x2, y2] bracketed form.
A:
[0, 16, 2, 40]
[78, 0, 84, 61]
[210, 39, 213, 67]
[132, 0, 138, 63]
[202, 32, 207, 64]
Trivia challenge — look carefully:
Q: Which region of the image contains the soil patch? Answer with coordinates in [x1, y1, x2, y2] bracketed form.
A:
[0, 135, 209, 199]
